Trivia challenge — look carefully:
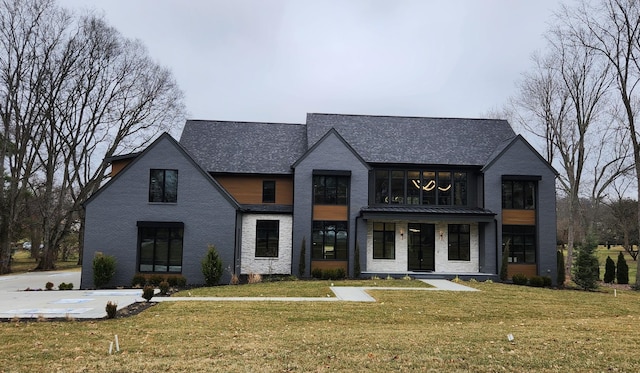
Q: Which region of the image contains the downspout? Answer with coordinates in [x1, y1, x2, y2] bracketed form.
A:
[495, 218, 499, 278]
[234, 209, 242, 277]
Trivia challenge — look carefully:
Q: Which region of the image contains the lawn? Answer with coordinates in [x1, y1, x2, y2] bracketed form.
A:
[9, 249, 81, 274]
[1, 280, 639, 372]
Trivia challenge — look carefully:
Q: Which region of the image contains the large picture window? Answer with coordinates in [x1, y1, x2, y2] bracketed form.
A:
[313, 175, 349, 205]
[256, 220, 279, 257]
[312, 221, 348, 260]
[138, 222, 183, 273]
[373, 222, 395, 259]
[502, 180, 535, 209]
[375, 169, 467, 206]
[448, 224, 470, 261]
[502, 225, 536, 263]
[149, 169, 178, 203]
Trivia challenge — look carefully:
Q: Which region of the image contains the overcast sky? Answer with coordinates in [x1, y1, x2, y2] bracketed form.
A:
[58, 0, 560, 126]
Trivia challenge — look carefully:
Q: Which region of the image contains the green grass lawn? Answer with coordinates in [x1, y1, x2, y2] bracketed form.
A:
[1, 280, 639, 372]
[8, 250, 81, 274]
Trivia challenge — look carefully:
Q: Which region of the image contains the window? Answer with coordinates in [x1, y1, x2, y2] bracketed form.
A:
[373, 222, 395, 259]
[312, 221, 348, 259]
[256, 220, 279, 257]
[448, 224, 470, 261]
[375, 169, 468, 206]
[262, 181, 276, 203]
[138, 222, 183, 273]
[502, 180, 535, 209]
[503, 225, 536, 263]
[149, 169, 178, 203]
[313, 175, 349, 205]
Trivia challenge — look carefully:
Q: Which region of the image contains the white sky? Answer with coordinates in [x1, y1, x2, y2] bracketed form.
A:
[58, 0, 560, 126]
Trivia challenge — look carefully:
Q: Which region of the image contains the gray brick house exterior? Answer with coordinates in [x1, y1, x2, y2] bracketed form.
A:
[81, 113, 557, 288]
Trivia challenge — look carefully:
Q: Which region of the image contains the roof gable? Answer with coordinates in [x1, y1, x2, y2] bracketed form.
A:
[482, 134, 558, 175]
[292, 128, 370, 170]
[179, 119, 307, 174]
[85, 133, 239, 208]
[306, 113, 516, 166]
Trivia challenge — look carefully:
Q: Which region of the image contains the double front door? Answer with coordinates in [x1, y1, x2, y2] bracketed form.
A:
[408, 223, 435, 271]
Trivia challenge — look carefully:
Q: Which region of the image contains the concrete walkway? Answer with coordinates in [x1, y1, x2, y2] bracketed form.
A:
[0, 271, 478, 319]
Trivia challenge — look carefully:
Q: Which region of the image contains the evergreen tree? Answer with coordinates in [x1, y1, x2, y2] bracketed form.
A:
[354, 241, 361, 278]
[298, 237, 306, 277]
[500, 239, 510, 282]
[616, 252, 629, 285]
[201, 244, 223, 286]
[603, 256, 616, 283]
[557, 250, 565, 287]
[572, 236, 600, 290]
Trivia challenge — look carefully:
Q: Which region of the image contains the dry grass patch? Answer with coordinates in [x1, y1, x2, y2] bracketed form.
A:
[1, 281, 639, 372]
[181, 278, 431, 298]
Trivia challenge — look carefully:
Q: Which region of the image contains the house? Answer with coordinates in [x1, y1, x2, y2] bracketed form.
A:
[80, 113, 557, 288]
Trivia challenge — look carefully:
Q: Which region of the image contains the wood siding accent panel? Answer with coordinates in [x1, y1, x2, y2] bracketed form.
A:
[507, 264, 537, 279]
[502, 210, 536, 225]
[215, 175, 293, 204]
[311, 260, 348, 273]
[313, 205, 348, 221]
[111, 160, 132, 177]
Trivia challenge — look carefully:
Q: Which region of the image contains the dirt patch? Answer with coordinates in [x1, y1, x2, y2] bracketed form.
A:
[115, 301, 157, 318]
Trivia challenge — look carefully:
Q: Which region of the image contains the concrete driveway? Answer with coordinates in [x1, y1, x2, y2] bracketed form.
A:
[0, 270, 144, 320]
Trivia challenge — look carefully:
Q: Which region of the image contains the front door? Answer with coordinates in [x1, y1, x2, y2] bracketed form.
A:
[408, 223, 435, 271]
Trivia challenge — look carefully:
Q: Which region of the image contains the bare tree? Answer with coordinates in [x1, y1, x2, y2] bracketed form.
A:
[513, 17, 615, 274]
[562, 0, 640, 287]
[0, 0, 185, 273]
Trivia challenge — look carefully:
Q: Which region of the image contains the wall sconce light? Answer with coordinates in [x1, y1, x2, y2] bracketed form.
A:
[439, 230, 444, 241]
[400, 228, 405, 240]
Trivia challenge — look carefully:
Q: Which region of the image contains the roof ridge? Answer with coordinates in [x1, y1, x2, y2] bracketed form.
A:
[307, 113, 508, 121]
[186, 119, 303, 126]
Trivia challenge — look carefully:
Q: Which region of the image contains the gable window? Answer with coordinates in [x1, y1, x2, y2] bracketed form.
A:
[374, 169, 468, 206]
[313, 175, 349, 205]
[373, 222, 395, 259]
[149, 169, 178, 203]
[448, 224, 470, 261]
[503, 225, 536, 263]
[256, 220, 279, 257]
[312, 221, 348, 259]
[502, 180, 535, 209]
[138, 222, 183, 273]
[262, 180, 276, 203]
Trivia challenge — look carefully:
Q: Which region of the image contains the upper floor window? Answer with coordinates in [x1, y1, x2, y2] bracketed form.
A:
[262, 180, 276, 203]
[256, 220, 279, 257]
[313, 175, 349, 205]
[149, 169, 178, 203]
[502, 180, 535, 209]
[374, 169, 467, 206]
[448, 224, 470, 261]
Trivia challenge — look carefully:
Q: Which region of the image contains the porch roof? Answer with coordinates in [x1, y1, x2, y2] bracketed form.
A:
[360, 206, 496, 222]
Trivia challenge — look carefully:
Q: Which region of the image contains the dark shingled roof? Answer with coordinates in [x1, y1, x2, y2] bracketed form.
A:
[306, 113, 516, 166]
[179, 120, 307, 174]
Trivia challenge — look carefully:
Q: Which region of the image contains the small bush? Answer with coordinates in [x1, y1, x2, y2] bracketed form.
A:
[175, 275, 187, 287]
[402, 274, 412, 281]
[45, 282, 54, 291]
[58, 282, 73, 290]
[529, 276, 545, 287]
[105, 301, 117, 319]
[321, 268, 346, 280]
[573, 236, 599, 290]
[311, 268, 322, 279]
[542, 276, 552, 287]
[248, 273, 262, 284]
[230, 273, 240, 285]
[142, 285, 155, 302]
[132, 273, 147, 287]
[148, 274, 165, 286]
[93, 254, 116, 289]
[512, 273, 528, 285]
[202, 244, 223, 286]
[159, 281, 170, 295]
